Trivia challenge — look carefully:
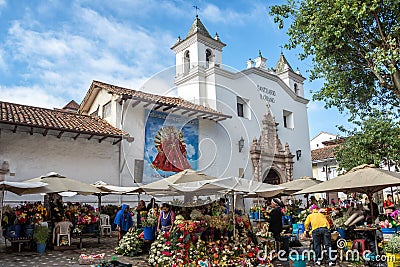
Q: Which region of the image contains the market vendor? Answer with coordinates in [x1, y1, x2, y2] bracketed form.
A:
[136, 200, 147, 228]
[304, 205, 335, 266]
[269, 198, 283, 242]
[157, 203, 175, 233]
[114, 204, 133, 241]
[384, 194, 395, 215]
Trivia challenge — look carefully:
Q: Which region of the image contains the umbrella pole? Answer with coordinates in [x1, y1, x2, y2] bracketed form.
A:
[98, 194, 102, 214]
[233, 192, 236, 241]
[368, 194, 374, 221]
[0, 185, 4, 233]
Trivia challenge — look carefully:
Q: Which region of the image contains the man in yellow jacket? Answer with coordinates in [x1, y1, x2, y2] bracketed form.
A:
[304, 205, 335, 266]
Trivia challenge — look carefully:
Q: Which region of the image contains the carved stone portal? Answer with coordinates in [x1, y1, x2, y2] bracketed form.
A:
[250, 106, 294, 184]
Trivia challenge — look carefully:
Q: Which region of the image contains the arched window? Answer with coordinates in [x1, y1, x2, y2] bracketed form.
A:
[294, 83, 299, 95]
[184, 50, 190, 74]
[205, 49, 212, 68]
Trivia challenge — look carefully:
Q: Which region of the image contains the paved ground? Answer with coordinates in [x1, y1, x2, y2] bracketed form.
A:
[0, 234, 375, 266]
[0, 234, 150, 267]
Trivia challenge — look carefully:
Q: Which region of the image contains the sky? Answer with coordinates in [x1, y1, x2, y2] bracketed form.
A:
[0, 0, 352, 139]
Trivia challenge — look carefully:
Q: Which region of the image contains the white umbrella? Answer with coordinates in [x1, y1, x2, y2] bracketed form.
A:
[141, 169, 217, 193]
[280, 176, 322, 195]
[0, 181, 48, 195]
[169, 176, 285, 198]
[92, 181, 142, 195]
[20, 172, 105, 195]
[296, 164, 400, 218]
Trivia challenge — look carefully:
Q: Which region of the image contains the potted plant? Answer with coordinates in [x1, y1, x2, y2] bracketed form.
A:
[33, 225, 49, 253]
[384, 235, 400, 267]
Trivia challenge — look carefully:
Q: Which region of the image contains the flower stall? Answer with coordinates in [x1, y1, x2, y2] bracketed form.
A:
[114, 229, 144, 257]
[147, 209, 273, 267]
[2, 202, 48, 239]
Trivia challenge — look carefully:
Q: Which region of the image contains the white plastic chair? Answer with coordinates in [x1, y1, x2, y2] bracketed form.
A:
[53, 221, 72, 246]
[99, 214, 112, 237]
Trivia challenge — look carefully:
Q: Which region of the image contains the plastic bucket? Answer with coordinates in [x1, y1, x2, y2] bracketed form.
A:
[24, 224, 35, 238]
[6, 225, 21, 238]
[337, 228, 346, 239]
[249, 212, 254, 219]
[382, 228, 397, 241]
[36, 243, 46, 253]
[143, 226, 156, 240]
[289, 255, 307, 267]
[292, 223, 299, 234]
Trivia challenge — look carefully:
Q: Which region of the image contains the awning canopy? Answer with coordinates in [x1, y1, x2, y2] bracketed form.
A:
[0, 181, 48, 195]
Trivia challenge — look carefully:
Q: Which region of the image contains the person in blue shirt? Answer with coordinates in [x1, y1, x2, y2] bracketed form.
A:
[114, 204, 133, 241]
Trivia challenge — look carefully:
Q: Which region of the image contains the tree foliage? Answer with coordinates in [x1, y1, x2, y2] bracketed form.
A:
[270, 0, 400, 115]
[335, 111, 400, 172]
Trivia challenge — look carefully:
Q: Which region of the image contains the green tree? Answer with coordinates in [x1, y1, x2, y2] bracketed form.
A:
[270, 0, 400, 115]
[335, 111, 400, 171]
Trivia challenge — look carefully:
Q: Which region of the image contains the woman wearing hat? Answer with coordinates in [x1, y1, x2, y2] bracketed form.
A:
[269, 198, 283, 242]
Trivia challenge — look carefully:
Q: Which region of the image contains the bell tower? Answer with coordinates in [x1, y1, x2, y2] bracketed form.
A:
[171, 16, 226, 109]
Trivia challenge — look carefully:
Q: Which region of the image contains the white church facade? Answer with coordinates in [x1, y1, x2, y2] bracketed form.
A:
[0, 16, 312, 204]
[79, 16, 312, 185]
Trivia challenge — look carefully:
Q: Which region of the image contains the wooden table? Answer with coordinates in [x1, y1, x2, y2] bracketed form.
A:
[73, 233, 101, 249]
[4, 236, 33, 252]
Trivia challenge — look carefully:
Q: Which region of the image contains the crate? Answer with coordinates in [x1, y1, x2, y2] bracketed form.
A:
[79, 253, 105, 265]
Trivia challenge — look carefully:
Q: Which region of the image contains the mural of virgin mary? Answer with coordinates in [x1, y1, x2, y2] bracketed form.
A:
[151, 126, 192, 172]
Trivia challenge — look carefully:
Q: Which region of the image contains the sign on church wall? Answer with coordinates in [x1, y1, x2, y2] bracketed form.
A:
[143, 110, 199, 181]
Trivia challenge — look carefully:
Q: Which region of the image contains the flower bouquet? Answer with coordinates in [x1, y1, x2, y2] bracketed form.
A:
[114, 231, 143, 257]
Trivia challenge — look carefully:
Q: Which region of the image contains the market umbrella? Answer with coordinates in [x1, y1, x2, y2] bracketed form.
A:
[92, 181, 143, 212]
[141, 169, 217, 193]
[19, 172, 105, 195]
[169, 176, 285, 198]
[0, 181, 48, 195]
[92, 181, 142, 195]
[296, 164, 400, 218]
[280, 176, 322, 195]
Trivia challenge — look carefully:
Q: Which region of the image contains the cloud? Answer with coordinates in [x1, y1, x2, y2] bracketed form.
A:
[307, 101, 324, 112]
[2, 4, 175, 108]
[0, 48, 6, 70]
[201, 4, 244, 25]
[0, 0, 6, 8]
[200, 2, 266, 26]
[0, 85, 66, 109]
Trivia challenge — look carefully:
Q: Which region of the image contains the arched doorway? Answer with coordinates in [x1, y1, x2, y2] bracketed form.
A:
[263, 169, 281, 185]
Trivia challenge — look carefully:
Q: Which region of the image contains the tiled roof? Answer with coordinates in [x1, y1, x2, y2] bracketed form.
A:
[311, 145, 338, 161]
[84, 80, 230, 119]
[186, 16, 212, 39]
[275, 53, 294, 73]
[0, 101, 127, 138]
[62, 100, 80, 111]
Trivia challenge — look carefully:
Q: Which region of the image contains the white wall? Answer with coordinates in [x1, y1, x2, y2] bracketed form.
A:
[310, 132, 338, 150]
[0, 130, 120, 204]
[213, 70, 312, 179]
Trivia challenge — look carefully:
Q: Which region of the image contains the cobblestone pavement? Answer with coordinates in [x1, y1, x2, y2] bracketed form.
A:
[0, 234, 150, 267]
[0, 235, 372, 266]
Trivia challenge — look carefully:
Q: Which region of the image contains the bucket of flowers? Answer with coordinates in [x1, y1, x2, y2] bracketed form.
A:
[114, 229, 143, 257]
[141, 210, 158, 241]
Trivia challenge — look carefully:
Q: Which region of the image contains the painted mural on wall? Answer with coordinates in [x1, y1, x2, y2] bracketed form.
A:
[144, 110, 198, 182]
